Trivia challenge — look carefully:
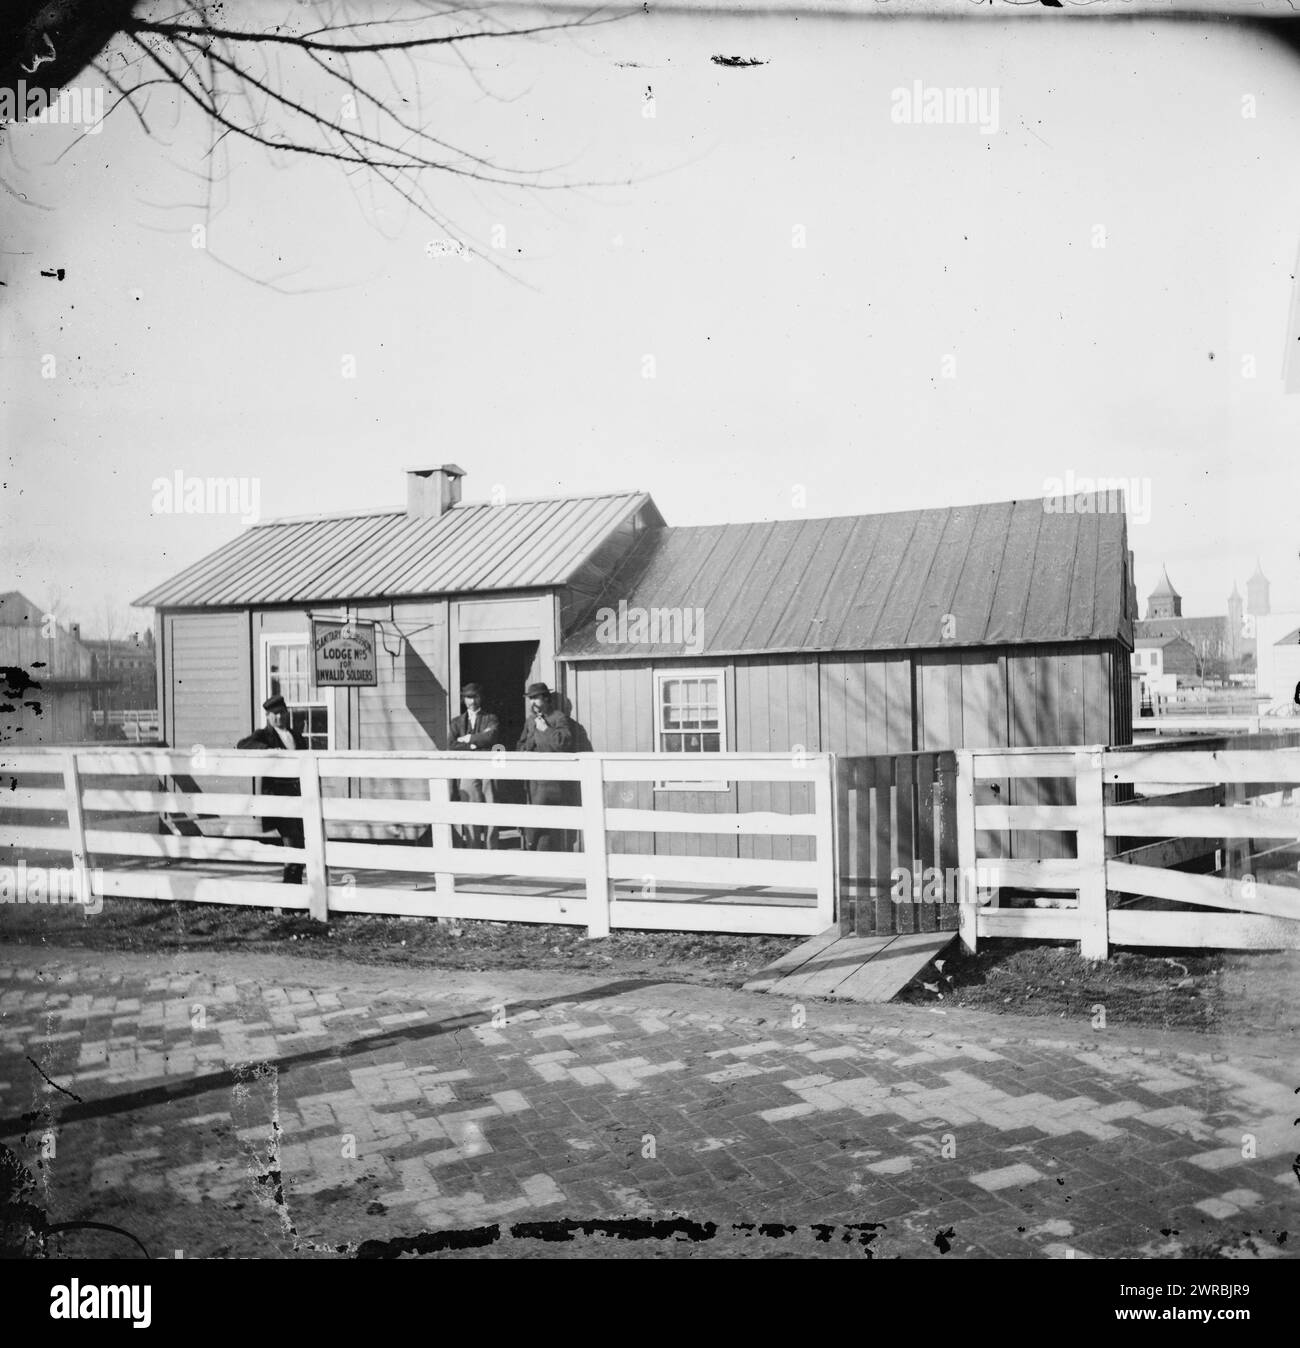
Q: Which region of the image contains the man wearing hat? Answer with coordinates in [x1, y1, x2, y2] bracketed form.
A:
[236, 695, 308, 883]
[448, 683, 500, 848]
[515, 682, 574, 851]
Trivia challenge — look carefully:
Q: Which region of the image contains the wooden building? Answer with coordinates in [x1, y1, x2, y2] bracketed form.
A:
[134, 467, 663, 803]
[136, 474, 1137, 849]
[558, 498, 1139, 859]
[0, 591, 104, 745]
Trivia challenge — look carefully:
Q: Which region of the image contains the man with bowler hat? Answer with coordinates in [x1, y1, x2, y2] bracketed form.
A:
[449, 682, 500, 847]
[237, 695, 307, 883]
[515, 682, 573, 851]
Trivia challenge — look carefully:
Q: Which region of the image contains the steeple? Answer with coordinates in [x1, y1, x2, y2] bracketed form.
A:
[1147, 566, 1182, 620]
[1246, 560, 1270, 617]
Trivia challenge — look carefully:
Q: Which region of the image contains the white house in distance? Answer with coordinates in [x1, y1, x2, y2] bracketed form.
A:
[1256, 611, 1300, 711]
[1131, 635, 1185, 704]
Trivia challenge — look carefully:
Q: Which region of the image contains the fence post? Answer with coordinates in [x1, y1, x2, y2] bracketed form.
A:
[581, 756, 611, 938]
[429, 772, 455, 898]
[299, 753, 329, 924]
[835, 755, 851, 936]
[1076, 747, 1108, 960]
[955, 751, 977, 953]
[814, 755, 837, 931]
[61, 751, 91, 909]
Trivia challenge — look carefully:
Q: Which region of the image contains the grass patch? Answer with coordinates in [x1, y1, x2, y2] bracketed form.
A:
[0, 895, 802, 986]
[895, 938, 1225, 1032]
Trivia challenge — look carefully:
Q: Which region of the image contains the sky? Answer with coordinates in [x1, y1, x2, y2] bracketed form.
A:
[4, 3, 1300, 635]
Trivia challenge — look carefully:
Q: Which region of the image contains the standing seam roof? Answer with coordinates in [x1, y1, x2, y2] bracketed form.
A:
[559, 496, 1132, 659]
[133, 492, 654, 608]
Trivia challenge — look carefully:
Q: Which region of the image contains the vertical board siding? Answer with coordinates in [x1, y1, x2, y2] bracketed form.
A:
[735, 656, 819, 865]
[0, 625, 98, 744]
[575, 662, 654, 855]
[355, 601, 448, 811]
[567, 638, 1126, 911]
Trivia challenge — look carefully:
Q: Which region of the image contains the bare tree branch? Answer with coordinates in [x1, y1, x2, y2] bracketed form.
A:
[1, 1, 640, 283]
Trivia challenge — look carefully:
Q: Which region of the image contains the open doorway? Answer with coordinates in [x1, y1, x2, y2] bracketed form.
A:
[456, 640, 538, 752]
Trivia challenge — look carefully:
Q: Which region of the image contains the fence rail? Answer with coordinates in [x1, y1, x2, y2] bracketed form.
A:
[956, 741, 1300, 957]
[0, 747, 835, 938]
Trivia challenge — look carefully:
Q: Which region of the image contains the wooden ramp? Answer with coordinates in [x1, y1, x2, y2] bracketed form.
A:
[743, 927, 955, 1003]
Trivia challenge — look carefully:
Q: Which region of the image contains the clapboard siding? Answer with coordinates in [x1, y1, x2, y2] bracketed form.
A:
[168, 611, 251, 756]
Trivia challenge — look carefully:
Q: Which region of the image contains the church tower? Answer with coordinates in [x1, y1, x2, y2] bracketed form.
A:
[1147, 567, 1182, 620]
[1227, 582, 1243, 661]
[1246, 560, 1270, 617]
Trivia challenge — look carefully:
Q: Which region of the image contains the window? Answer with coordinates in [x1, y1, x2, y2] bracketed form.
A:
[654, 670, 726, 790]
[263, 635, 332, 750]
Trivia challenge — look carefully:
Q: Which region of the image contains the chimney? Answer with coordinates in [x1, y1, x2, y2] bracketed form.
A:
[406, 464, 465, 519]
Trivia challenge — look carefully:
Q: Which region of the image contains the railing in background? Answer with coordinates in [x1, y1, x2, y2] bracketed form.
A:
[0, 747, 835, 938]
[91, 709, 161, 742]
[1132, 714, 1299, 736]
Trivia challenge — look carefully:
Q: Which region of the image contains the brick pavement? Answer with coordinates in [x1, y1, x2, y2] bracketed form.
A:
[0, 947, 1296, 1259]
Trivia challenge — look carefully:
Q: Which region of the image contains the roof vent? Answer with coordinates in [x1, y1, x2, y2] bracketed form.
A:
[406, 464, 465, 519]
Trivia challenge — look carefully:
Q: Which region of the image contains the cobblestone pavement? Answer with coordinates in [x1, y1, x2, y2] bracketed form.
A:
[1, 946, 1296, 1259]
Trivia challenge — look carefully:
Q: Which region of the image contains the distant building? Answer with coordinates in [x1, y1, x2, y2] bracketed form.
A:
[1268, 626, 1300, 709]
[1132, 634, 1196, 703]
[1134, 562, 1270, 674]
[0, 590, 107, 744]
[84, 630, 157, 713]
[1145, 566, 1182, 620]
[1246, 559, 1271, 617]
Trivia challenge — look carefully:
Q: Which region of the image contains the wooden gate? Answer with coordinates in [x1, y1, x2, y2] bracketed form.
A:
[836, 751, 960, 936]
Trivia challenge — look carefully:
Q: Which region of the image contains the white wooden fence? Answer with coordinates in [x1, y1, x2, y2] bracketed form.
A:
[0, 747, 835, 938]
[956, 743, 1300, 958]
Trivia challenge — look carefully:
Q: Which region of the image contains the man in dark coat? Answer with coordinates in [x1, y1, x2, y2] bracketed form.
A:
[237, 694, 307, 883]
[449, 682, 500, 848]
[515, 682, 573, 851]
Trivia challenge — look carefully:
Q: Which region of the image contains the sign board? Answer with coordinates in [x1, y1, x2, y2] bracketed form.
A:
[311, 618, 377, 687]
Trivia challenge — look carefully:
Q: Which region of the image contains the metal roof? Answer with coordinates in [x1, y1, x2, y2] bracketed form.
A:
[135, 492, 658, 609]
[559, 497, 1135, 661]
